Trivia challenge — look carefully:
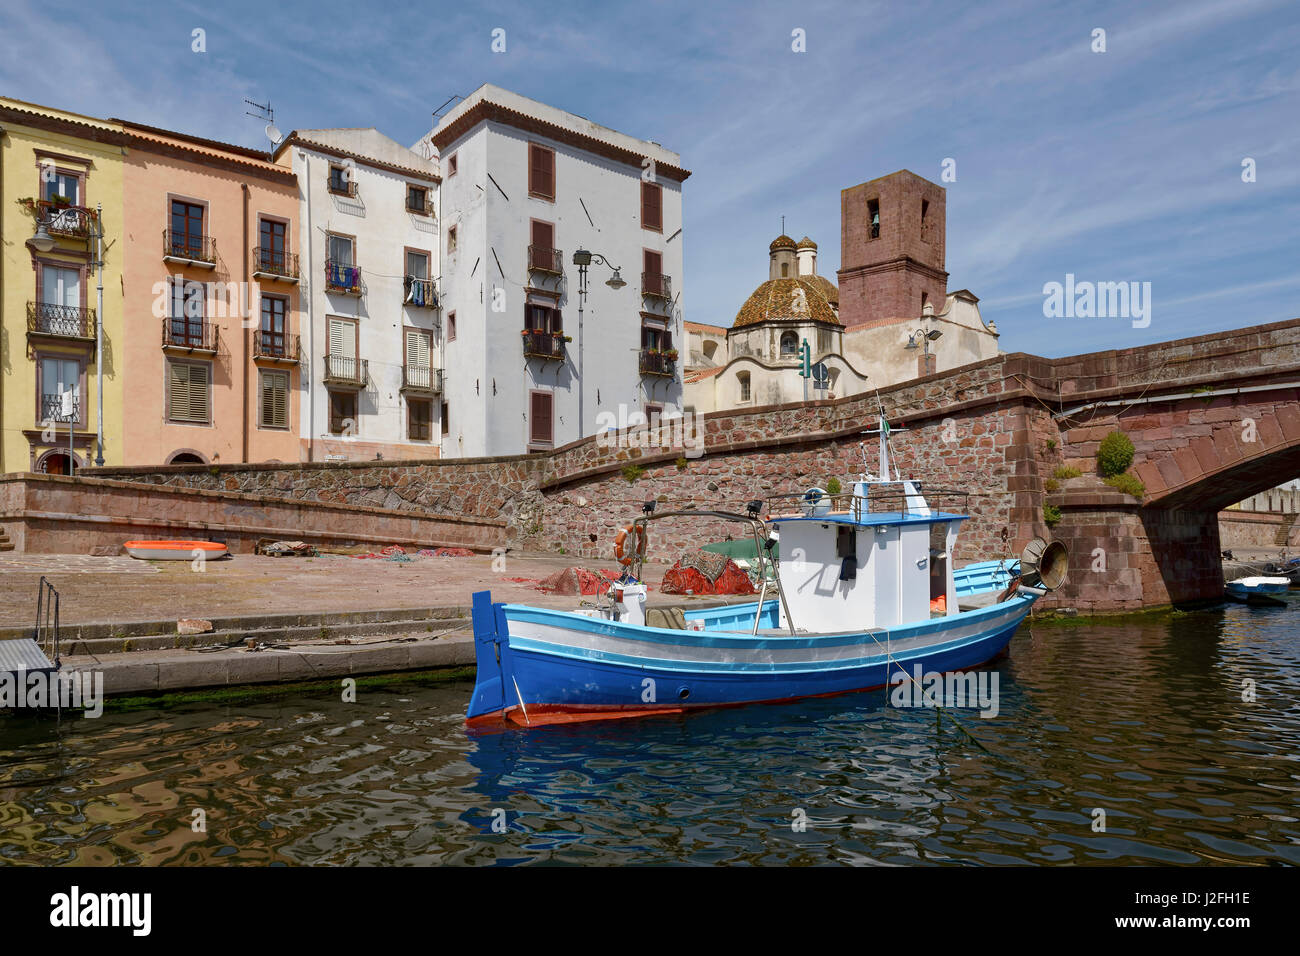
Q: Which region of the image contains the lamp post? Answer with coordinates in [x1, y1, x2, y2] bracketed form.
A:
[571, 249, 625, 436]
[904, 325, 943, 376]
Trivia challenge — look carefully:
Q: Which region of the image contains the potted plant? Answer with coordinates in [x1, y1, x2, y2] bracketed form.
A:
[50, 194, 71, 209]
[665, 348, 679, 360]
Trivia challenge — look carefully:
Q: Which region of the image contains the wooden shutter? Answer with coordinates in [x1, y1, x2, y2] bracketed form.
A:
[644, 250, 662, 285]
[405, 328, 430, 369]
[530, 391, 553, 444]
[261, 371, 288, 428]
[529, 144, 554, 198]
[329, 318, 355, 358]
[531, 220, 553, 251]
[168, 361, 209, 423]
[641, 182, 662, 230]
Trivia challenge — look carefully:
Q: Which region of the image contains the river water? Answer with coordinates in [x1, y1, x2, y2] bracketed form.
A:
[1, 598, 1298, 866]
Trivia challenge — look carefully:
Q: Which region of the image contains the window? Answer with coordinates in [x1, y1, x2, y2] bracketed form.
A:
[738, 371, 751, 403]
[781, 263, 789, 277]
[406, 185, 428, 214]
[645, 403, 663, 423]
[167, 360, 211, 424]
[327, 317, 358, 380]
[259, 218, 287, 270]
[41, 265, 80, 307]
[43, 171, 80, 204]
[39, 356, 81, 425]
[406, 250, 429, 280]
[527, 303, 562, 333]
[817, 329, 832, 355]
[408, 399, 432, 441]
[447, 311, 456, 342]
[447, 153, 458, 177]
[920, 198, 929, 239]
[528, 143, 555, 200]
[327, 234, 354, 266]
[259, 370, 290, 428]
[169, 200, 205, 257]
[867, 199, 880, 239]
[441, 401, 450, 436]
[447, 225, 457, 253]
[530, 220, 556, 271]
[643, 249, 665, 296]
[328, 164, 352, 194]
[404, 249, 433, 306]
[780, 331, 798, 356]
[260, 294, 288, 356]
[641, 322, 669, 350]
[529, 391, 554, 446]
[641, 182, 662, 231]
[921, 292, 929, 313]
[405, 328, 433, 389]
[169, 276, 205, 346]
[328, 391, 356, 435]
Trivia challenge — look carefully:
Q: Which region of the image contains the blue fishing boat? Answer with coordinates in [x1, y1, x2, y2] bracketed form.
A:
[1224, 575, 1290, 605]
[468, 417, 1068, 728]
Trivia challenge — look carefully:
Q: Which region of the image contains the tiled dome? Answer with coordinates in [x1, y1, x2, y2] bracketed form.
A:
[796, 236, 817, 250]
[769, 234, 797, 252]
[733, 277, 840, 328]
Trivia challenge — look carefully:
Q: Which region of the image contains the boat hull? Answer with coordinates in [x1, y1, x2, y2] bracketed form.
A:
[124, 540, 228, 561]
[467, 590, 1036, 728]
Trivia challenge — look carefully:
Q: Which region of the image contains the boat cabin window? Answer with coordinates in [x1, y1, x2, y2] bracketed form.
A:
[929, 521, 949, 606]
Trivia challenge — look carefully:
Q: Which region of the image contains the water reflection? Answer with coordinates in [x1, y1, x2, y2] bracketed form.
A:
[0, 599, 1297, 865]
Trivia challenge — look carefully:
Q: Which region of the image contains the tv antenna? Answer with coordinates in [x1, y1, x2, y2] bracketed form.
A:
[245, 99, 282, 155]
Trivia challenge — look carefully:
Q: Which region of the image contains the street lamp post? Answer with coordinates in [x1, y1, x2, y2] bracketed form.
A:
[904, 325, 943, 376]
[571, 249, 625, 436]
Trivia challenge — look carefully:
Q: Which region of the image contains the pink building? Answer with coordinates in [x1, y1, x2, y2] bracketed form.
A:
[119, 123, 302, 465]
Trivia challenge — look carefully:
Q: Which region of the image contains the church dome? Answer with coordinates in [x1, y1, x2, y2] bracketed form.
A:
[733, 277, 840, 328]
[769, 234, 797, 252]
[796, 236, 817, 250]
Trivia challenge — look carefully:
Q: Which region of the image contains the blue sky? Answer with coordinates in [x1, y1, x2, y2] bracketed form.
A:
[2, 0, 1296, 357]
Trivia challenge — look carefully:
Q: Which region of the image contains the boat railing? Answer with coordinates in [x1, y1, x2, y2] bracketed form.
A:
[764, 484, 970, 521]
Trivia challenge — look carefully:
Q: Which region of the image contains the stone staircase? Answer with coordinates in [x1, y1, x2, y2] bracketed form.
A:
[1274, 513, 1300, 548]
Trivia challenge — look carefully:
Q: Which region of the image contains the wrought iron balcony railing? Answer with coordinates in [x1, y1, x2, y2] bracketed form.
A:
[163, 228, 218, 265]
[639, 349, 677, 377]
[253, 247, 300, 281]
[27, 302, 96, 340]
[39, 393, 80, 424]
[528, 245, 563, 275]
[324, 259, 362, 295]
[23, 199, 97, 239]
[322, 353, 367, 387]
[162, 317, 220, 352]
[402, 365, 443, 393]
[403, 276, 437, 308]
[253, 330, 300, 362]
[521, 329, 566, 360]
[642, 271, 672, 301]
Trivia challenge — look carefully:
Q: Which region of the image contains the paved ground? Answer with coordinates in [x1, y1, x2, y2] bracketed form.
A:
[0, 550, 683, 628]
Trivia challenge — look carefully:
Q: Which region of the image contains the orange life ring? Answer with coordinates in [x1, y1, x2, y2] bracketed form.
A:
[614, 523, 646, 566]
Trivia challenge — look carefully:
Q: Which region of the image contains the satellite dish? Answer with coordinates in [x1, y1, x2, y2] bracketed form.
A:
[265, 124, 282, 146]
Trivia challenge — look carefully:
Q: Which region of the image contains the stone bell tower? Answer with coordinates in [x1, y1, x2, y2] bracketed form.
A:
[837, 169, 948, 329]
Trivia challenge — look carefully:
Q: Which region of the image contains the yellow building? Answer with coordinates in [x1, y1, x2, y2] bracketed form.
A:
[0, 97, 126, 472]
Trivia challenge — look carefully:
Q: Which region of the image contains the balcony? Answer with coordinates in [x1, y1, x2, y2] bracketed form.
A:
[21, 199, 96, 240]
[528, 245, 563, 276]
[163, 229, 218, 268]
[639, 348, 678, 378]
[521, 329, 566, 361]
[27, 302, 96, 344]
[322, 353, 367, 389]
[401, 365, 443, 394]
[403, 276, 437, 309]
[253, 330, 300, 363]
[161, 318, 219, 353]
[324, 259, 363, 295]
[642, 271, 672, 302]
[39, 393, 80, 425]
[252, 247, 300, 283]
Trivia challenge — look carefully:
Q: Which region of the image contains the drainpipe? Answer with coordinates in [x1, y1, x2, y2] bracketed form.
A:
[241, 182, 250, 463]
[95, 202, 104, 465]
[301, 150, 316, 462]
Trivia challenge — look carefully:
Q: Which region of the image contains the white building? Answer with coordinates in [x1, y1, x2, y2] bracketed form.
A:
[427, 85, 687, 457]
[275, 129, 442, 461]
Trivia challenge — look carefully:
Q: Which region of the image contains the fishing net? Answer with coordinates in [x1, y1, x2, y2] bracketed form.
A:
[661, 549, 756, 595]
[538, 567, 622, 595]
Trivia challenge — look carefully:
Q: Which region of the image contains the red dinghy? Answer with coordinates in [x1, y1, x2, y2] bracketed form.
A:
[123, 540, 228, 560]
